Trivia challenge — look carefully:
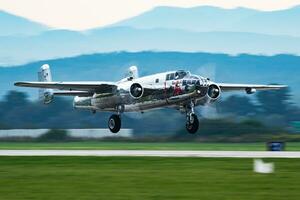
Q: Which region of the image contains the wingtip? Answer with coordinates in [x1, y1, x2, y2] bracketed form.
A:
[14, 82, 25, 87]
[277, 85, 288, 88]
[268, 84, 288, 89]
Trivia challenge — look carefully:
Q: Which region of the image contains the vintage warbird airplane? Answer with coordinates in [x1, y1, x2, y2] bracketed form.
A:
[15, 64, 286, 134]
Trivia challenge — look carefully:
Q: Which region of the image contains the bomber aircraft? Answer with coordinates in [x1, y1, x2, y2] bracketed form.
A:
[15, 64, 286, 133]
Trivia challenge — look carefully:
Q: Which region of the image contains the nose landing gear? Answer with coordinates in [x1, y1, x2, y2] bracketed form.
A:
[185, 101, 199, 134]
[186, 113, 199, 134]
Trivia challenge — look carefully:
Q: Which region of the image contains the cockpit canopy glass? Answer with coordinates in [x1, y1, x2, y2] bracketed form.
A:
[166, 70, 190, 81]
[175, 70, 188, 80]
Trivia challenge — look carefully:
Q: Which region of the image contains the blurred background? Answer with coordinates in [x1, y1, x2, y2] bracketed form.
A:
[0, 1, 300, 142]
[1, 2, 300, 200]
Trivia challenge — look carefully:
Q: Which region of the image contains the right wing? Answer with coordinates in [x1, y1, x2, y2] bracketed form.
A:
[14, 81, 118, 94]
[218, 83, 287, 92]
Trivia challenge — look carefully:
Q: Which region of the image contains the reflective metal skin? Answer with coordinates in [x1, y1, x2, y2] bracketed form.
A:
[15, 65, 286, 133]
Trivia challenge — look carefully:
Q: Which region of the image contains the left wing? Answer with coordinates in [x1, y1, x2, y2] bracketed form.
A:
[14, 81, 117, 93]
[218, 83, 287, 93]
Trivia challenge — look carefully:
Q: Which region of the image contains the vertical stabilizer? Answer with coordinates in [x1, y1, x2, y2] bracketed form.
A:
[128, 66, 138, 79]
[38, 64, 52, 82]
[38, 64, 53, 104]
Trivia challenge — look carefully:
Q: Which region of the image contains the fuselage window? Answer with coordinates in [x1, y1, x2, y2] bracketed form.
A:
[170, 73, 175, 80]
[166, 73, 176, 81]
[166, 74, 170, 81]
[155, 78, 159, 83]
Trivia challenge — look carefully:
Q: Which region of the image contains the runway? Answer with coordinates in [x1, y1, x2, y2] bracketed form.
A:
[0, 150, 300, 158]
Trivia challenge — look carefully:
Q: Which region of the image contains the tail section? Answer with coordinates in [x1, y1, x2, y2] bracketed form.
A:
[38, 64, 52, 82]
[38, 64, 54, 104]
[128, 66, 138, 79]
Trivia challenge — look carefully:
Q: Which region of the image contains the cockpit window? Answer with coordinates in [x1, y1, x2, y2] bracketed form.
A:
[174, 70, 187, 80]
[166, 71, 190, 81]
[166, 73, 175, 81]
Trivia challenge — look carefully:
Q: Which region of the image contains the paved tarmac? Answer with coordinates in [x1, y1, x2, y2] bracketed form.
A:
[0, 150, 299, 158]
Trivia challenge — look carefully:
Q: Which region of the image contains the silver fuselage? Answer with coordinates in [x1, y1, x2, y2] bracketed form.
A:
[73, 71, 214, 112]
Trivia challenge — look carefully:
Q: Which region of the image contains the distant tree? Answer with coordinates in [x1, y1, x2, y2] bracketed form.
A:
[288, 105, 300, 121]
[217, 95, 257, 116]
[256, 87, 292, 115]
[37, 129, 71, 142]
[2, 90, 29, 109]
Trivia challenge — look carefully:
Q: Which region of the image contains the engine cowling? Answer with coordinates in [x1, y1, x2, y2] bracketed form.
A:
[130, 83, 144, 99]
[207, 84, 221, 100]
[245, 87, 256, 94]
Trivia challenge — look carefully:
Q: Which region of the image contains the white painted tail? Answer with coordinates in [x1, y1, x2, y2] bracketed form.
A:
[38, 64, 54, 104]
[128, 66, 138, 79]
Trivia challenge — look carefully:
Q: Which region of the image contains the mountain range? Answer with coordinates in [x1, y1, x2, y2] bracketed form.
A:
[1, 6, 300, 66]
[0, 10, 49, 36]
[112, 6, 300, 37]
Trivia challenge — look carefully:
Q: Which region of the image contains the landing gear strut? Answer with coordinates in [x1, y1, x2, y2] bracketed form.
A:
[108, 114, 121, 133]
[185, 101, 199, 134]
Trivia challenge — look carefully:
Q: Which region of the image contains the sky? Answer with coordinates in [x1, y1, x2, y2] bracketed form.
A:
[1, 0, 300, 30]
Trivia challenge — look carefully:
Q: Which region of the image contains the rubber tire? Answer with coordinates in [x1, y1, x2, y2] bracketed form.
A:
[108, 114, 121, 133]
[186, 114, 199, 134]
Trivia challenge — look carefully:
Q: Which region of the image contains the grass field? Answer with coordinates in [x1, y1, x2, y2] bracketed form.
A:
[0, 142, 299, 151]
[0, 156, 299, 200]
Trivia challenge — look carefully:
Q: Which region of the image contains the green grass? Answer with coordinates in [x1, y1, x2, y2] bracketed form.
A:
[0, 156, 299, 200]
[0, 141, 299, 151]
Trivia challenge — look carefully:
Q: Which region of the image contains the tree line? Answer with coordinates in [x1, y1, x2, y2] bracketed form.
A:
[0, 88, 299, 136]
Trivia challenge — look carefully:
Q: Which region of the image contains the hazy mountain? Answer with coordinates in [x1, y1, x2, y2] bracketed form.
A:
[1, 27, 300, 66]
[1, 6, 300, 65]
[0, 10, 49, 36]
[112, 6, 300, 37]
[1, 52, 299, 102]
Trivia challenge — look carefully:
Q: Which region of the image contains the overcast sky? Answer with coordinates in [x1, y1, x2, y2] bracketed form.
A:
[1, 0, 300, 30]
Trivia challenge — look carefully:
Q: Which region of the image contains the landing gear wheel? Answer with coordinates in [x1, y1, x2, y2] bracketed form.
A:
[108, 114, 121, 133]
[186, 113, 199, 134]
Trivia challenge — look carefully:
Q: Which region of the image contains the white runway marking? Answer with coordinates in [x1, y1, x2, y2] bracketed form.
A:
[0, 150, 299, 158]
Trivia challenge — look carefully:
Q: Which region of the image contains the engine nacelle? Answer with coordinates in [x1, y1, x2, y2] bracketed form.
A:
[245, 87, 256, 94]
[73, 96, 92, 109]
[130, 83, 144, 99]
[207, 84, 221, 100]
[43, 89, 54, 104]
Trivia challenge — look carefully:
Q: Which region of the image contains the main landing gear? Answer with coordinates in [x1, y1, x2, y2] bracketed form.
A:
[107, 103, 199, 134]
[108, 114, 121, 133]
[185, 101, 199, 134]
[108, 105, 124, 133]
